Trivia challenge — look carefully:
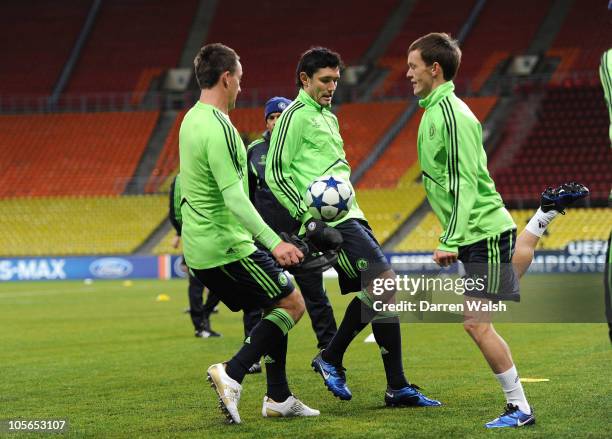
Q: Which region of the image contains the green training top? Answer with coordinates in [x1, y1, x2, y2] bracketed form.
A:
[599, 48, 612, 146]
[417, 81, 515, 253]
[266, 88, 365, 226]
[179, 102, 280, 269]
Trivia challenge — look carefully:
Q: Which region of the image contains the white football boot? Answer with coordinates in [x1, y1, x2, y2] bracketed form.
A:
[206, 363, 242, 424]
[262, 395, 320, 418]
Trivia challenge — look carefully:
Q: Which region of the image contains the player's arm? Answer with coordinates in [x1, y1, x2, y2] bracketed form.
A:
[168, 176, 182, 236]
[208, 134, 302, 265]
[437, 112, 480, 255]
[265, 111, 308, 220]
[221, 182, 301, 265]
[246, 145, 257, 202]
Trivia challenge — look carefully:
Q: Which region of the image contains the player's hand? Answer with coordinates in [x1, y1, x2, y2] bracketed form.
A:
[433, 250, 458, 267]
[272, 241, 304, 267]
[171, 235, 181, 249]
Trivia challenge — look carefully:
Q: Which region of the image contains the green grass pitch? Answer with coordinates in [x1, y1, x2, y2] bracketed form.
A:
[0, 277, 610, 438]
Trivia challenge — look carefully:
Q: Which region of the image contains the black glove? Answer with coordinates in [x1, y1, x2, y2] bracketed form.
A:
[279, 220, 343, 274]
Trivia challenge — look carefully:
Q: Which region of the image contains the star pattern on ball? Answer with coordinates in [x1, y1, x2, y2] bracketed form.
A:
[324, 176, 340, 190]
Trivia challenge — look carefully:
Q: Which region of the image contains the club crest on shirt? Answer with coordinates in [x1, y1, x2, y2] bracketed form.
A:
[278, 272, 289, 287]
[311, 118, 321, 129]
[356, 258, 369, 271]
[429, 124, 436, 139]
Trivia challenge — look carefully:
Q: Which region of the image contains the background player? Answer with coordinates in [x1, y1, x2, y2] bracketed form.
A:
[169, 173, 264, 373]
[248, 96, 337, 351]
[266, 47, 441, 407]
[169, 174, 221, 338]
[180, 43, 318, 423]
[598, 41, 612, 343]
[407, 32, 589, 428]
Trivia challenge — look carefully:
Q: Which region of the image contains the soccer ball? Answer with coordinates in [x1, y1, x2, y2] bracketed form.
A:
[304, 175, 354, 222]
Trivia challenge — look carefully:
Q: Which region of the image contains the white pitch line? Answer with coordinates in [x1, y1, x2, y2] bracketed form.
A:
[0, 284, 151, 299]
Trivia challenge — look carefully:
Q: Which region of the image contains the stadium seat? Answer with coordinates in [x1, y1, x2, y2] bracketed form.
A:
[394, 208, 612, 252]
[493, 85, 610, 203]
[152, 229, 183, 255]
[204, 0, 399, 102]
[547, 0, 611, 82]
[64, 0, 198, 95]
[0, 195, 167, 256]
[458, 0, 551, 91]
[0, 0, 90, 96]
[0, 112, 159, 197]
[373, 0, 475, 98]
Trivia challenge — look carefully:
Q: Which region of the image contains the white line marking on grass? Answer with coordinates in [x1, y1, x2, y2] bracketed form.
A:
[0, 283, 152, 299]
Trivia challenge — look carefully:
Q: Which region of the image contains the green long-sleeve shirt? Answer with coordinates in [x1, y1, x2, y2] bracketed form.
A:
[599, 48, 612, 146]
[179, 102, 281, 269]
[417, 81, 515, 253]
[266, 88, 365, 226]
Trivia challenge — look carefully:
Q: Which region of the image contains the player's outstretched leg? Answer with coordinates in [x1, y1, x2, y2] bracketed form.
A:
[512, 182, 589, 278]
[207, 289, 307, 424]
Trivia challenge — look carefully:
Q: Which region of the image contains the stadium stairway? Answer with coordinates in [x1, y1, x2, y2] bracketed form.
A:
[124, 111, 178, 194]
[177, 0, 218, 68]
[63, 0, 198, 95]
[524, 0, 574, 56]
[0, 0, 91, 96]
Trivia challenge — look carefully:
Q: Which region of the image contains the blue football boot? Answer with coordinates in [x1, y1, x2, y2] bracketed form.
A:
[485, 404, 535, 428]
[384, 384, 442, 407]
[311, 351, 352, 400]
[540, 182, 589, 214]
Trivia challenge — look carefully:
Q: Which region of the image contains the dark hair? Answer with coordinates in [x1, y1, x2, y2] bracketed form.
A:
[295, 47, 344, 87]
[194, 43, 240, 89]
[408, 33, 461, 81]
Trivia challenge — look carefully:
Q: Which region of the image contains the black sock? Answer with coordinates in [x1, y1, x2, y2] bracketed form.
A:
[322, 296, 376, 365]
[264, 334, 291, 402]
[372, 317, 409, 389]
[226, 319, 284, 383]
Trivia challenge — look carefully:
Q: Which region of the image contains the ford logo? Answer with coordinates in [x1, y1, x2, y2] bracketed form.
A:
[173, 257, 187, 278]
[89, 258, 133, 279]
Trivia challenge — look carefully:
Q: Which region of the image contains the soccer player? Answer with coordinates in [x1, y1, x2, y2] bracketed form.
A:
[168, 174, 221, 338]
[407, 32, 588, 428]
[179, 43, 319, 423]
[248, 96, 337, 350]
[599, 44, 612, 343]
[266, 47, 441, 407]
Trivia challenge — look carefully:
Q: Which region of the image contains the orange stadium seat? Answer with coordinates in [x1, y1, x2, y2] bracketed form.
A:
[547, 0, 611, 81]
[359, 96, 498, 189]
[205, 0, 399, 102]
[373, 0, 475, 98]
[458, 0, 551, 90]
[338, 101, 407, 169]
[0, 112, 159, 197]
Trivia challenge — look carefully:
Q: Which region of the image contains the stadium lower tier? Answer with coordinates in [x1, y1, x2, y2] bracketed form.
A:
[0, 195, 167, 256]
[153, 228, 182, 256]
[358, 183, 426, 244]
[395, 208, 612, 252]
